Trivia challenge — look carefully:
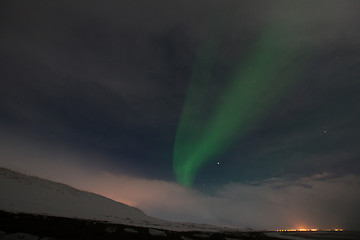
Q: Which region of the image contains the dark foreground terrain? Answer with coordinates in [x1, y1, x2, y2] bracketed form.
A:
[267, 231, 360, 240]
[0, 210, 280, 240]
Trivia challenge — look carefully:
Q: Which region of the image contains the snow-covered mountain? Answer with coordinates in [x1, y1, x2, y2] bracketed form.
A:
[0, 168, 234, 232]
[0, 167, 152, 223]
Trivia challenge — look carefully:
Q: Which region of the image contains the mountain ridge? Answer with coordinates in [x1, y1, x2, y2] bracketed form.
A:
[0, 167, 239, 232]
[0, 167, 150, 223]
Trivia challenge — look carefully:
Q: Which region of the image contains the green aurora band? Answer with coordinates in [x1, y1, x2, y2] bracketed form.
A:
[173, 27, 299, 187]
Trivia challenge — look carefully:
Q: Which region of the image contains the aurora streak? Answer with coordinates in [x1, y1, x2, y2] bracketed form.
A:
[173, 27, 299, 187]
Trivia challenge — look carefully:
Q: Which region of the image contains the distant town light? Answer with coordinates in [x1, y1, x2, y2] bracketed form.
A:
[276, 228, 343, 232]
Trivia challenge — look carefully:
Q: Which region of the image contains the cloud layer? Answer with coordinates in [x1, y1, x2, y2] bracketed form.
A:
[75, 171, 360, 230]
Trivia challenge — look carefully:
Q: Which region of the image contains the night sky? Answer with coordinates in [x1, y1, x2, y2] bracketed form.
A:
[1, 0, 360, 230]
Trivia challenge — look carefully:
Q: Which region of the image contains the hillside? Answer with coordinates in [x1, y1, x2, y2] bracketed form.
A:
[0, 168, 236, 232]
[0, 168, 152, 224]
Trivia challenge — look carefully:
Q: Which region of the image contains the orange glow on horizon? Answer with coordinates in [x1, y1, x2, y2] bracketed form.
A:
[276, 228, 343, 232]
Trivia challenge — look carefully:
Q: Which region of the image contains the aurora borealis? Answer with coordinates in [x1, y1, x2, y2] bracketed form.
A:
[174, 26, 300, 187]
[1, 0, 360, 231]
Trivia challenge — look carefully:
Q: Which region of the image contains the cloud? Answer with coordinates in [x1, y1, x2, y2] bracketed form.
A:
[58, 167, 360, 231]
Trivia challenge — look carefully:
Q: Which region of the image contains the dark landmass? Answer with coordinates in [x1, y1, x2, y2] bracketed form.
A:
[0, 210, 280, 240]
[271, 231, 360, 240]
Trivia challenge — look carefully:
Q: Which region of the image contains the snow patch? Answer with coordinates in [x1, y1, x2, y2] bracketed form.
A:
[181, 236, 193, 240]
[123, 228, 138, 233]
[104, 226, 117, 233]
[148, 229, 167, 237]
[194, 233, 210, 238]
